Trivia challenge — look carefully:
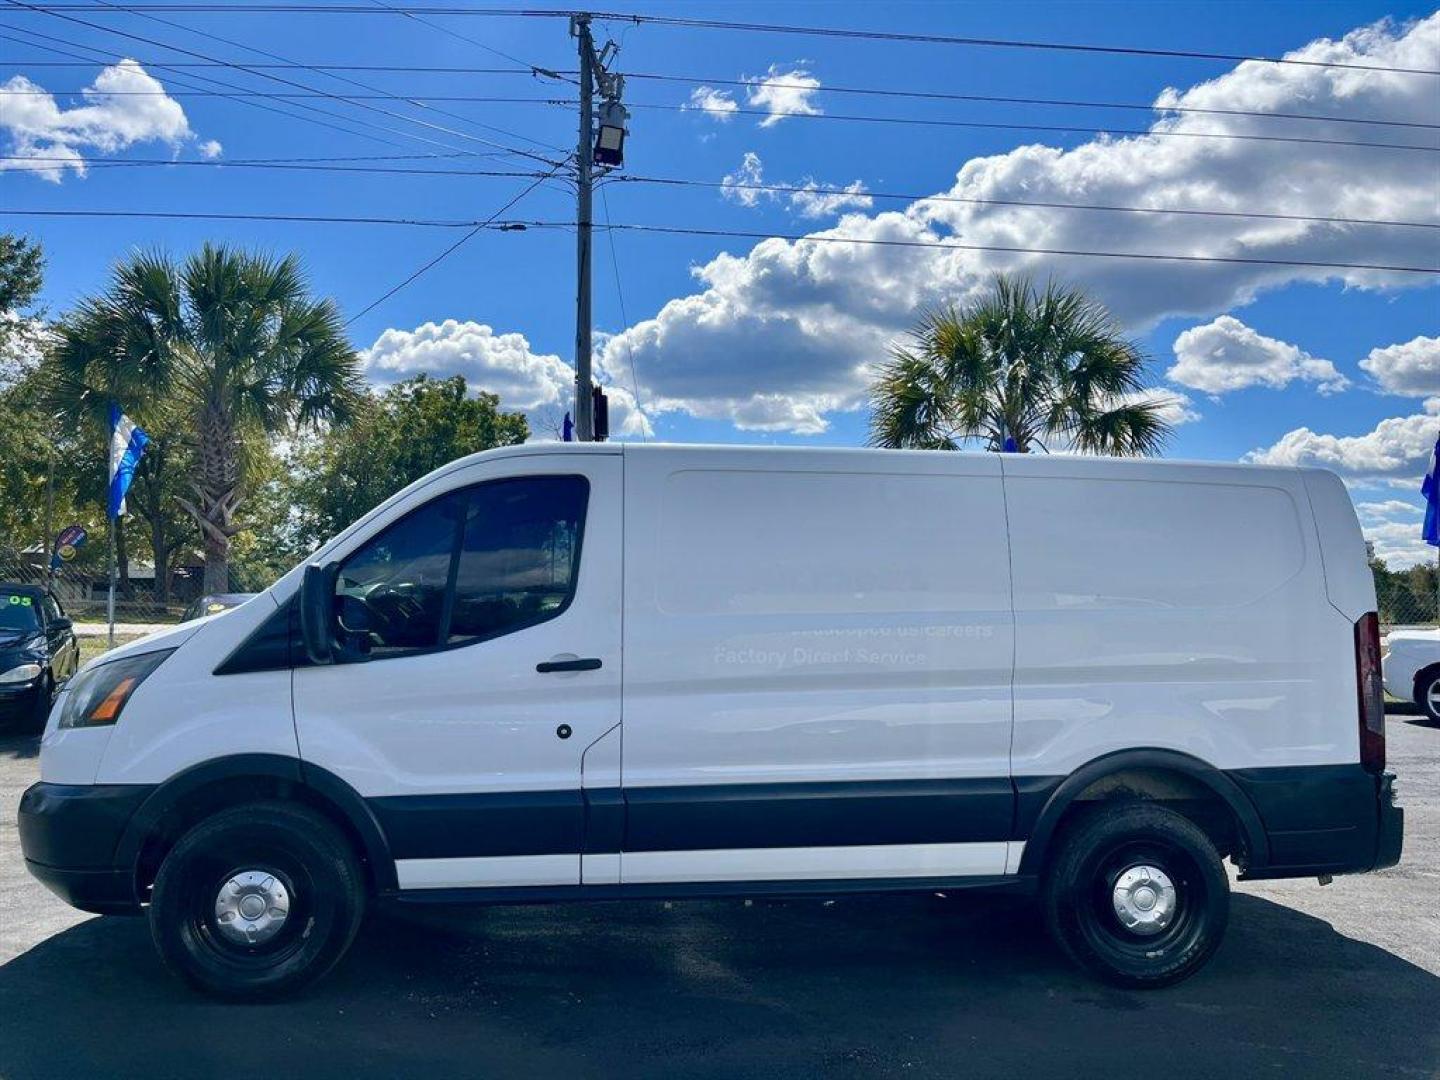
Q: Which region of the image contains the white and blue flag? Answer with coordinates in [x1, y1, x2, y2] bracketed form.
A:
[1422, 432, 1440, 547]
[107, 403, 150, 519]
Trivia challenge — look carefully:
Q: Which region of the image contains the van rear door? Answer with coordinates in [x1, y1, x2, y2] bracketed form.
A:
[292, 451, 623, 891]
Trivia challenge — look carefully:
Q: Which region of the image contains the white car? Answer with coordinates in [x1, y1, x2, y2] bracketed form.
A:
[19, 444, 1401, 999]
[1384, 628, 1440, 721]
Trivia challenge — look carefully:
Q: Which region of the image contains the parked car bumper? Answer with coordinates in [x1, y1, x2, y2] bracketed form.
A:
[0, 682, 42, 726]
[18, 781, 154, 915]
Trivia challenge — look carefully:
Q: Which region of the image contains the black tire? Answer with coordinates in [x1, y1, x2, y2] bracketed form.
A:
[149, 801, 365, 1001]
[1042, 801, 1229, 988]
[1414, 666, 1440, 724]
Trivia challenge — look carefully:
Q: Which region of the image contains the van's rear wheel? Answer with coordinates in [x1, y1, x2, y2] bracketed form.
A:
[149, 802, 365, 1001]
[1042, 802, 1228, 988]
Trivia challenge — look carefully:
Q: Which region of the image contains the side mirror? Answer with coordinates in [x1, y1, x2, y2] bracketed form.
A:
[299, 562, 339, 665]
[50, 617, 72, 634]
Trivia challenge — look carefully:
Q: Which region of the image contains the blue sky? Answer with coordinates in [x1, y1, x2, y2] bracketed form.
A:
[2, 2, 1437, 563]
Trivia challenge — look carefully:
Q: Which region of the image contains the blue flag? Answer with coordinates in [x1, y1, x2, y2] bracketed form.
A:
[107, 403, 150, 519]
[1422, 432, 1440, 547]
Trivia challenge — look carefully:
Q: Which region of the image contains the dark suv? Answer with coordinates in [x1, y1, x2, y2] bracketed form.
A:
[0, 584, 79, 733]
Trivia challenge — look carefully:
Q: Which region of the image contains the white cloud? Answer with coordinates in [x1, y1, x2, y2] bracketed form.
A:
[362, 319, 650, 438]
[1118, 387, 1202, 427]
[197, 138, 223, 160]
[1363, 518, 1433, 568]
[684, 86, 738, 122]
[720, 151, 767, 208]
[1360, 335, 1440, 397]
[720, 152, 872, 221]
[788, 179, 874, 219]
[745, 64, 822, 127]
[0, 61, 208, 181]
[599, 14, 1439, 435]
[1358, 499, 1425, 521]
[1355, 495, 1430, 567]
[1245, 397, 1440, 485]
[1168, 315, 1350, 395]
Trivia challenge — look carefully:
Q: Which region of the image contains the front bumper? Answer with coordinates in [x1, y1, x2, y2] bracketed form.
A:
[18, 782, 155, 915]
[0, 682, 41, 723]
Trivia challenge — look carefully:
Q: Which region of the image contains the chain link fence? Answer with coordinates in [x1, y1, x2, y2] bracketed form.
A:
[0, 546, 195, 626]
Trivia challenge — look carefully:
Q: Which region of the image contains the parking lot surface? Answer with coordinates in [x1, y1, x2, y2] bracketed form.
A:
[1, 712, 1436, 1080]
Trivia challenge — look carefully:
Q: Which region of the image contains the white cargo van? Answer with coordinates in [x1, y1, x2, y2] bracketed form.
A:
[20, 444, 1401, 998]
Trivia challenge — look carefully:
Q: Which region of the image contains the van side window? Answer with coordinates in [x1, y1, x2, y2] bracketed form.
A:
[448, 476, 588, 646]
[336, 491, 466, 657]
[334, 475, 588, 658]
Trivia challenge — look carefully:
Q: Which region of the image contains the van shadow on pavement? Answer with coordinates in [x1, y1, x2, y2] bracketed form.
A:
[0, 890, 1434, 1079]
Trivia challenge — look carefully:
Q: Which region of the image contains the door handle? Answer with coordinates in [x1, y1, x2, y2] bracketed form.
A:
[536, 657, 602, 673]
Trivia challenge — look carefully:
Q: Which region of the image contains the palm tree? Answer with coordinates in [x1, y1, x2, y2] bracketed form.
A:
[868, 275, 1172, 456]
[48, 244, 363, 592]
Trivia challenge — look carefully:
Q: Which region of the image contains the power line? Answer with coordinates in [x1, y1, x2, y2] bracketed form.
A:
[12, 6, 1437, 76]
[87, 0, 564, 153]
[609, 174, 1440, 230]
[641, 100, 1440, 153]
[4, 207, 1434, 274]
[571, 220, 1440, 274]
[1, 0, 565, 164]
[346, 162, 567, 324]
[9, 85, 1433, 151]
[599, 184, 647, 438]
[362, 0, 575, 84]
[8, 57, 1431, 130]
[0, 208, 500, 226]
[625, 71, 1440, 132]
[5, 150, 1429, 230]
[0, 155, 557, 179]
[0, 24, 439, 152]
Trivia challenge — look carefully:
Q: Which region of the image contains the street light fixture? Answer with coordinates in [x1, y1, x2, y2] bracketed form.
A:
[594, 99, 629, 167]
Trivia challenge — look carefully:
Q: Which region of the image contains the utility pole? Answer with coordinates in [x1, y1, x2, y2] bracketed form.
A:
[570, 13, 628, 442]
[572, 13, 596, 442]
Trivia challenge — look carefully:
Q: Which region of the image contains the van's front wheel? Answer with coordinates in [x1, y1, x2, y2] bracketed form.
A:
[1042, 802, 1228, 988]
[148, 802, 365, 1001]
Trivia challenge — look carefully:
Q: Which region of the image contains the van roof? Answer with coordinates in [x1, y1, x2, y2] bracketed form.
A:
[442, 440, 1315, 486]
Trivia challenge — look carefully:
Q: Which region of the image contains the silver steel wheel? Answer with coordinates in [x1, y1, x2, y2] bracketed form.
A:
[214, 870, 291, 947]
[1111, 864, 1177, 936]
[1425, 677, 1440, 716]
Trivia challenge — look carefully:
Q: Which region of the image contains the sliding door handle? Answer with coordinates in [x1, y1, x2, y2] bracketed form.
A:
[536, 657, 603, 673]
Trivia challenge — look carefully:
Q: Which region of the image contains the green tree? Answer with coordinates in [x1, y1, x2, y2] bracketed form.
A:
[0, 233, 52, 563]
[48, 244, 363, 591]
[868, 275, 1172, 455]
[290, 374, 528, 546]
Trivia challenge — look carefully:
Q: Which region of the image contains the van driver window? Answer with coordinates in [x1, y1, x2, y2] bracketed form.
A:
[334, 476, 587, 658]
[448, 475, 588, 646]
[335, 492, 464, 656]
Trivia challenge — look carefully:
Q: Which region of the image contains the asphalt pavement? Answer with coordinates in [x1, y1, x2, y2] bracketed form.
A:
[1, 712, 1436, 1080]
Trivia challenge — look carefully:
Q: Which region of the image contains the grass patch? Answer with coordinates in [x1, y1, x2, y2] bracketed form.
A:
[78, 635, 142, 668]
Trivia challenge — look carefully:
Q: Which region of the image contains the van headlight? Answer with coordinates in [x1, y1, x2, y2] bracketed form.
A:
[59, 650, 174, 729]
[0, 663, 42, 685]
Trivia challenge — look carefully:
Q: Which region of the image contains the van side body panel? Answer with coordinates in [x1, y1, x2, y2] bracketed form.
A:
[1002, 455, 1358, 776]
[618, 446, 1018, 881]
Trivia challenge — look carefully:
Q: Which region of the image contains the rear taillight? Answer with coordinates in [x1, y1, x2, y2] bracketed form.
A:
[1355, 612, 1385, 774]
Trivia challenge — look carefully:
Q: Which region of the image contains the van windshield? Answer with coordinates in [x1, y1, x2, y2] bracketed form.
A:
[0, 592, 40, 632]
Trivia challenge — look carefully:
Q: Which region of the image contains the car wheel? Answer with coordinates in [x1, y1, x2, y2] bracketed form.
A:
[1415, 666, 1440, 724]
[149, 801, 365, 1001]
[1042, 801, 1229, 988]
